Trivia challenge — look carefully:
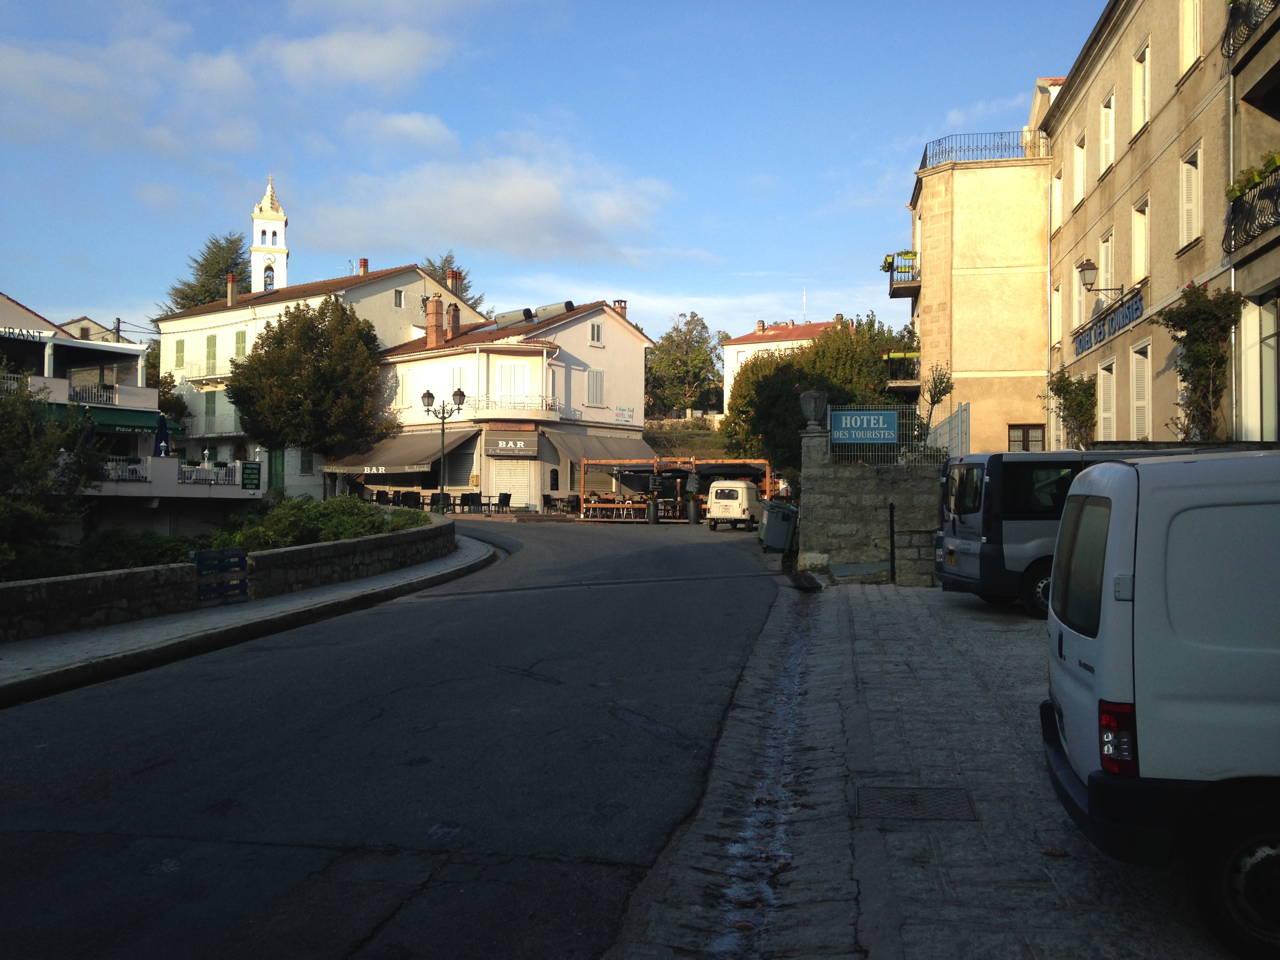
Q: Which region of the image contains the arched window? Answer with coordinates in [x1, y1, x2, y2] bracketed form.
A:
[264, 266, 275, 291]
[549, 468, 560, 491]
[271, 230, 277, 245]
[260, 229, 266, 245]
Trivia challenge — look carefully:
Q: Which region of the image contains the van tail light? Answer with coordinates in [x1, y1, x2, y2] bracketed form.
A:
[1099, 700, 1139, 777]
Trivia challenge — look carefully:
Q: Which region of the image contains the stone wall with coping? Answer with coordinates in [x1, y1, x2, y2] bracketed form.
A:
[798, 429, 940, 587]
[0, 521, 456, 643]
[0, 564, 198, 643]
[249, 521, 455, 599]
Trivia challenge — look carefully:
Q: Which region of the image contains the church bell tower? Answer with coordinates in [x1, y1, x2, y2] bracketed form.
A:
[250, 176, 288, 293]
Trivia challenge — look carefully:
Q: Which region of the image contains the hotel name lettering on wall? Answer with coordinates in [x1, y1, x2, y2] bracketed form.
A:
[1073, 292, 1144, 358]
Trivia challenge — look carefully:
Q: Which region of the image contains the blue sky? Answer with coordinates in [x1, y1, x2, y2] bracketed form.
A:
[0, 0, 1101, 343]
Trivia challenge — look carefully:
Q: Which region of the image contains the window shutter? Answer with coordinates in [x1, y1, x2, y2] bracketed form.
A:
[175, 340, 184, 368]
[588, 369, 604, 405]
[1099, 366, 1115, 441]
[1181, 158, 1197, 245]
[1133, 349, 1150, 439]
[1101, 103, 1113, 167]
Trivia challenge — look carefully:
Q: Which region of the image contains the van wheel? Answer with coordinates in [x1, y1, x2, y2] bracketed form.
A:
[1019, 561, 1052, 619]
[709, 521, 718, 531]
[1197, 815, 1280, 958]
[746, 517, 757, 533]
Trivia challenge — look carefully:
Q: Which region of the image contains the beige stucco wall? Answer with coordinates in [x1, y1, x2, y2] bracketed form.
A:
[912, 157, 1050, 453]
[1047, 0, 1230, 443]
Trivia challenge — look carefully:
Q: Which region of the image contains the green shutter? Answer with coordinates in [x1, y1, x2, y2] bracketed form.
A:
[235, 330, 246, 358]
[206, 334, 216, 373]
[204, 392, 216, 419]
[175, 340, 184, 368]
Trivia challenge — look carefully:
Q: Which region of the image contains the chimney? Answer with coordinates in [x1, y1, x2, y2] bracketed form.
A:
[358, 258, 369, 276]
[425, 294, 444, 348]
[226, 273, 237, 307]
[446, 268, 462, 293]
[755, 319, 766, 334]
[612, 299, 628, 318]
[446, 302, 461, 341]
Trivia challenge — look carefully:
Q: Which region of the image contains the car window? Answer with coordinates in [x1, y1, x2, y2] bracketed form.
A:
[954, 465, 984, 515]
[1051, 494, 1111, 637]
[1001, 464, 1077, 520]
[714, 489, 739, 500]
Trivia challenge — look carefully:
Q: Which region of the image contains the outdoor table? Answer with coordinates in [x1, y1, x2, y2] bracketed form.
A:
[583, 501, 641, 520]
[480, 494, 499, 514]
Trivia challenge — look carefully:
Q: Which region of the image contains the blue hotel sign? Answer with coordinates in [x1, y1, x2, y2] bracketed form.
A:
[831, 409, 898, 443]
[1074, 291, 1144, 357]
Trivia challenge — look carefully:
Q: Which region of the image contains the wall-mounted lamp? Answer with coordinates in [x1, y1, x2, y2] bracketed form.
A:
[1077, 258, 1124, 304]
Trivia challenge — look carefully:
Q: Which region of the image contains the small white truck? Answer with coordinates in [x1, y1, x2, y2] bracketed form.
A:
[1040, 451, 1280, 957]
[706, 479, 763, 532]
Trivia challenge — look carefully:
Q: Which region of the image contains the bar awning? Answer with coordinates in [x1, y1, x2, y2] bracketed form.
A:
[542, 428, 656, 463]
[85, 407, 163, 435]
[322, 429, 478, 474]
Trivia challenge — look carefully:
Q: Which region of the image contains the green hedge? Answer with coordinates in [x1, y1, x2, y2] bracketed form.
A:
[211, 495, 428, 552]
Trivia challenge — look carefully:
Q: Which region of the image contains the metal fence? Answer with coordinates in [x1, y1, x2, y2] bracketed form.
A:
[828, 403, 959, 465]
[1222, 0, 1277, 58]
[920, 130, 1049, 169]
[1224, 164, 1280, 253]
[930, 402, 971, 458]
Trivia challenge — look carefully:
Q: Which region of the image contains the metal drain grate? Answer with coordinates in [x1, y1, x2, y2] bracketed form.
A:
[856, 786, 977, 821]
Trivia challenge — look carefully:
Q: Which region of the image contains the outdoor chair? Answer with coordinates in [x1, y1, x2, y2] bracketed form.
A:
[400, 491, 421, 510]
[541, 494, 556, 514]
[563, 494, 581, 515]
[497, 492, 511, 513]
[376, 490, 390, 505]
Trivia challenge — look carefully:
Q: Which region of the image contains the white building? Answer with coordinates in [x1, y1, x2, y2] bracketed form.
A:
[331, 298, 656, 509]
[721, 319, 840, 411]
[156, 179, 489, 496]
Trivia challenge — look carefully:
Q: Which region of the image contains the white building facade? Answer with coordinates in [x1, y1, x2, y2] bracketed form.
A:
[722, 319, 839, 411]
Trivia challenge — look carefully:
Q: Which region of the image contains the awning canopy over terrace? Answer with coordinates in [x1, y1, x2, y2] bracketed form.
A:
[322, 429, 479, 475]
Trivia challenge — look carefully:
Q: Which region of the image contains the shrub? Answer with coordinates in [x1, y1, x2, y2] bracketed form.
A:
[212, 495, 428, 551]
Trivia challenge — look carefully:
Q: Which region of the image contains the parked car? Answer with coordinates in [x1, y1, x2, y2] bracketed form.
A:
[1040, 451, 1280, 958]
[707, 479, 763, 532]
[937, 449, 1191, 617]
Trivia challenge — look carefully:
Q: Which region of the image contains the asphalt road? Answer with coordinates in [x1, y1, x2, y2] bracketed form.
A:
[0, 521, 779, 959]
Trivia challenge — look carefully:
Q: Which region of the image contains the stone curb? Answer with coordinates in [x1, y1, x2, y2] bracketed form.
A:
[0, 538, 497, 711]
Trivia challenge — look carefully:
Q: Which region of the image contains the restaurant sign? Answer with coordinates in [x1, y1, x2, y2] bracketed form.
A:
[240, 461, 262, 490]
[484, 430, 538, 458]
[830, 409, 898, 444]
[0, 327, 48, 342]
[1073, 291, 1144, 357]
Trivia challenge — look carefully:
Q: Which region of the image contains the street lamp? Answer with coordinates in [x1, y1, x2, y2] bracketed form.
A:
[1077, 258, 1124, 304]
[422, 387, 466, 513]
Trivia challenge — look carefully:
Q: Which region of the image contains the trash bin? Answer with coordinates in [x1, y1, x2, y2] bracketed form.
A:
[761, 501, 798, 553]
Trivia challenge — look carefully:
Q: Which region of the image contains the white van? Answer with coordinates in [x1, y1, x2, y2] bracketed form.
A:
[707, 479, 763, 532]
[1040, 451, 1280, 957]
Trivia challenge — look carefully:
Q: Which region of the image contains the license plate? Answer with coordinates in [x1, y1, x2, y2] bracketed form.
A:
[934, 547, 944, 563]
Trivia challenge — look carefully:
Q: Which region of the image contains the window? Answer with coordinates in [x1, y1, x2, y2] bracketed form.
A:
[1131, 342, 1151, 440]
[299, 449, 313, 475]
[1180, 0, 1201, 74]
[1001, 464, 1077, 519]
[1100, 91, 1115, 172]
[1099, 231, 1113, 292]
[206, 334, 216, 374]
[1180, 147, 1202, 247]
[569, 461, 578, 491]
[948, 465, 984, 516]
[175, 339, 185, 369]
[235, 330, 246, 358]
[204, 391, 216, 420]
[1051, 284, 1063, 346]
[260, 229, 266, 245]
[549, 467, 559, 491]
[264, 266, 274, 292]
[1133, 41, 1150, 133]
[1073, 134, 1086, 206]
[714, 488, 740, 501]
[1051, 170, 1063, 231]
[1132, 196, 1150, 281]
[549, 367, 557, 400]
[1073, 261, 1086, 330]
[497, 362, 528, 399]
[1007, 424, 1046, 452]
[271, 230, 277, 245]
[587, 369, 604, 406]
[1098, 360, 1116, 441]
[590, 320, 603, 345]
[394, 289, 404, 308]
[1051, 495, 1113, 638]
[79, 326, 90, 340]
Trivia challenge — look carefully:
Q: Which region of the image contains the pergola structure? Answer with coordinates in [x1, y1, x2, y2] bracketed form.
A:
[577, 457, 772, 519]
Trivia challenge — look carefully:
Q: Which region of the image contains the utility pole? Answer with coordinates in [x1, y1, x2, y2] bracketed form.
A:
[114, 317, 121, 342]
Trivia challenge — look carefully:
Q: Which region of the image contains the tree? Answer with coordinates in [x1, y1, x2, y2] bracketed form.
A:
[0, 364, 101, 579]
[1042, 368, 1097, 450]
[921, 363, 954, 436]
[1155, 283, 1242, 441]
[645, 311, 725, 417]
[158, 232, 251, 316]
[422, 250, 486, 313]
[224, 296, 398, 458]
[144, 342, 191, 422]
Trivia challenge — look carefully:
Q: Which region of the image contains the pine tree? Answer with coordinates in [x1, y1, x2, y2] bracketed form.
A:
[422, 250, 486, 313]
[158, 232, 251, 316]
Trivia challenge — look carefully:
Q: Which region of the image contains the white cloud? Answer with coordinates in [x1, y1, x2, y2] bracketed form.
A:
[305, 152, 669, 261]
[274, 28, 450, 88]
[944, 92, 1030, 130]
[345, 110, 458, 150]
[185, 51, 253, 98]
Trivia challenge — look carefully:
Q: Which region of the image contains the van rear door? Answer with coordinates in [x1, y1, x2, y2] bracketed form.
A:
[1047, 463, 1138, 784]
[943, 459, 985, 583]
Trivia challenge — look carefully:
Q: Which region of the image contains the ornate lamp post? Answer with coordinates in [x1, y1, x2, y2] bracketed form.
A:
[422, 387, 466, 513]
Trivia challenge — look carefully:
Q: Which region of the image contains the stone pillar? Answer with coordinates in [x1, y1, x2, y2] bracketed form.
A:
[798, 426, 831, 572]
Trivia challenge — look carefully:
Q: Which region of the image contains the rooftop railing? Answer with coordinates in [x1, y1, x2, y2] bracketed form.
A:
[1222, 0, 1277, 58]
[920, 130, 1050, 169]
[1225, 164, 1280, 253]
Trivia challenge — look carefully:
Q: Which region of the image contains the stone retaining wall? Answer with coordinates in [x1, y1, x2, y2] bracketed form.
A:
[0, 521, 456, 643]
[798, 430, 940, 586]
[249, 521, 455, 599]
[0, 564, 198, 643]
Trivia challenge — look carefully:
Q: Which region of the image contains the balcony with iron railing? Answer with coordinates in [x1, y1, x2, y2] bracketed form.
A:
[882, 352, 921, 392]
[177, 360, 237, 383]
[1223, 0, 1278, 59]
[883, 252, 921, 298]
[1225, 164, 1280, 254]
[919, 130, 1050, 169]
[463, 394, 562, 423]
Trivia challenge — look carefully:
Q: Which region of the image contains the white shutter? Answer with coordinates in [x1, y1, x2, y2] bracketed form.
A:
[1181, 155, 1199, 245]
[1099, 364, 1116, 441]
[587, 369, 604, 405]
[493, 459, 531, 507]
[1132, 348, 1150, 440]
[1101, 98, 1113, 168]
